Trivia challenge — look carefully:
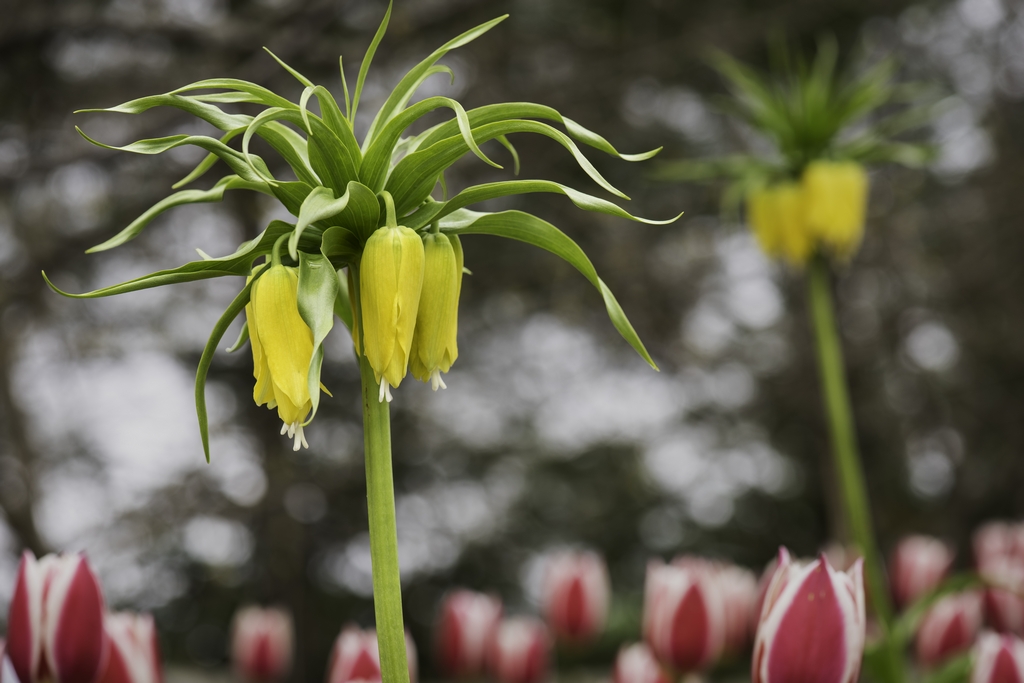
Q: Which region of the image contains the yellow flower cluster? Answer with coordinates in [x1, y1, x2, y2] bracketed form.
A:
[359, 225, 464, 402]
[747, 161, 868, 265]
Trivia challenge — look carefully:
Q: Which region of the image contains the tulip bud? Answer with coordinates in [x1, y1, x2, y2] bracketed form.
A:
[409, 232, 462, 390]
[247, 263, 317, 450]
[542, 550, 610, 645]
[916, 592, 983, 667]
[972, 632, 1024, 683]
[716, 564, 759, 656]
[325, 627, 417, 683]
[746, 183, 812, 265]
[6, 552, 107, 683]
[359, 222, 425, 402]
[985, 590, 1024, 636]
[436, 591, 502, 678]
[890, 535, 956, 609]
[487, 618, 549, 683]
[801, 161, 868, 258]
[97, 613, 161, 683]
[752, 548, 865, 683]
[643, 559, 726, 672]
[613, 644, 670, 683]
[975, 522, 1024, 595]
[229, 607, 292, 683]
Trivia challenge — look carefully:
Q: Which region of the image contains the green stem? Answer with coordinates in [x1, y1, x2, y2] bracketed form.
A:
[807, 255, 903, 682]
[359, 353, 410, 683]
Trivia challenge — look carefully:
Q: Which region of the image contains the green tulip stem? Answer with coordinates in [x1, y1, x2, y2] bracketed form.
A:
[807, 255, 903, 682]
[357, 305, 410, 683]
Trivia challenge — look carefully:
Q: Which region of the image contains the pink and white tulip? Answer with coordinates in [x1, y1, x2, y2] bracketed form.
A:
[643, 559, 726, 672]
[715, 564, 759, 656]
[986, 590, 1024, 635]
[230, 607, 293, 683]
[915, 592, 983, 667]
[972, 632, 1024, 683]
[751, 548, 865, 683]
[486, 618, 549, 683]
[542, 551, 610, 644]
[890, 535, 955, 609]
[3, 647, 20, 683]
[976, 523, 1024, 594]
[97, 613, 161, 683]
[612, 644, 670, 683]
[6, 552, 107, 683]
[435, 591, 501, 678]
[325, 626, 417, 683]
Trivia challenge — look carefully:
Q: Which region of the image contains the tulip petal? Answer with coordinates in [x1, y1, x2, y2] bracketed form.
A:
[49, 557, 106, 683]
[7, 553, 41, 683]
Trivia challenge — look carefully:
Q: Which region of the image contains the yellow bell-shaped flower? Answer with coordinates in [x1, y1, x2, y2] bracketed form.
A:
[747, 183, 812, 266]
[246, 262, 316, 450]
[410, 232, 463, 390]
[360, 223, 425, 402]
[802, 161, 868, 258]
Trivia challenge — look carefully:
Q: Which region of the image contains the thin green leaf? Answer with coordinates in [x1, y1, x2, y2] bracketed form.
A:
[291, 185, 352, 259]
[363, 14, 508, 146]
[923, 653, 972, 683]
[297, 252, 340, 423]
[891, 572, 985, 647]
[173, 129, 244, 189]
[271, 182, 315, 216]
[307, 116, 361, 195]
[496, 135, 520, 175]
[360, 64, 453, 151]
[226, 321, 250, 353]
[326, 181, 380, 243]
[263, 47, 315, 88]
[313, 85, 361, 162]
[321, 226, 362, 265]
[88, 175, 270, 253]
[241, 107, 320, 186]
[172, 78, 296, 110]
[76, 93, 249, 132]
[440, 209, 657, 369]
[340, 56, 352, 119]
[352, 0, 392, 123]
[333, 266, 354, 332]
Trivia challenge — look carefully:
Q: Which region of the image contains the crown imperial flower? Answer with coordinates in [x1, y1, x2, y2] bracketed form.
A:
[802, 161, 868, 258]
[409, 232, 462, 390]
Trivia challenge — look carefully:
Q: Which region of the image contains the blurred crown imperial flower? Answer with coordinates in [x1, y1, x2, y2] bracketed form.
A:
[97, 613, 161, 683]
[435, 590, 502, 679]
[486, 618, 549, 683]
[915, 591, 984, 668]
[50, 1, 675, 457]
[972, 632, 1024, 683]
[642, 559, 726, 673]
[6, 552, 107, 683]
[612, 644, 670, 683]
[541, 550, 610, 645]
[751, 548, 865, 683]
[326, 627, 417, 683]
[229, 606, 293, 683]
[890, 534, 956, 610]
[409, 232, 462, 391]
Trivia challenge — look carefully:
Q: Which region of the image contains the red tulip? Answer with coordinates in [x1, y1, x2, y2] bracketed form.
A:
[486, 618, 549, 683]
[230, 607, 293, 683]
[542, 551, 610, 644]
[612, 644, 670, 683]
[642, 559, 726, 672]
[985, 590, 1024, 636]
[6, 552, 107, 683]
[435, 591, 502, 678]
[915, 592, 983, 667]
[325, 627, 417, 683]
[752, 548, 865, 683]
[97, 613, 161, 683]
[890, 535, 955, 609]
[975, 523, 1024, 594]
[972, 632, 1024, 683]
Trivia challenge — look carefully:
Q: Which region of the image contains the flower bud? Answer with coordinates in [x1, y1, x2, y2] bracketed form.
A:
[890, 535, 955, 609]
[613, 644, 670, 683]
[6, 552, 107, 683]
[359, 224, 425, 401]
[97, 613, 161, 683]
[801, 161, 868, 258]
[916, 592, 983, 667]
[247, 263, 317, 450]
[436, 591, 502, 678]
[746, 183, 812, 265]
[486, 618, 549, 683]
[972, 632, 1024, 683]
[542, 550, 610, 645]
[229, 607, 293, 683]
[326, 627, 417, 683]
[985, 590, 1024, 635]
[410, 232, 462, 391]
[716, 564, 759, 656]
[975, 522, 1024, 595]
[752, 548, 865, 683]
[643, 559, 726, 672]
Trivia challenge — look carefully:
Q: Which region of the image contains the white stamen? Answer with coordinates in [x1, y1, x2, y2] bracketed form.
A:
[291, 424, 308, 451]
[429, 369, 447, 391]
[280, 423, 288, 436]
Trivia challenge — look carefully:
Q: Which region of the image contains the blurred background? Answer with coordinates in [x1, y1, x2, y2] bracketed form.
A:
[0, 0, 1021, 679]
